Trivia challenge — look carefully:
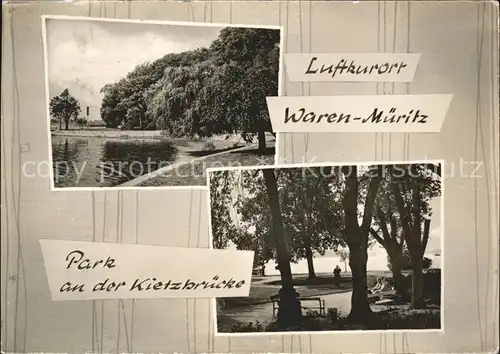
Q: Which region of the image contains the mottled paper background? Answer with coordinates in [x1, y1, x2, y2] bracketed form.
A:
[1, 1, 498, 353]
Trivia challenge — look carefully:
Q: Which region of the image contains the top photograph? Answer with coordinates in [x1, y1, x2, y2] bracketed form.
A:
[43, 16, 282, 190]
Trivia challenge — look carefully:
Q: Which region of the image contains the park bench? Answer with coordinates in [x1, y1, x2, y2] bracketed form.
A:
[252, 267, 265, 276]
[270, 295, 326, 317]
[368, 290, 397, 304]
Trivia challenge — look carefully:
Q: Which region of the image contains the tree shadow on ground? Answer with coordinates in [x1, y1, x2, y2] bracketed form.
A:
[229, 146, 275, 156]
[186, 145, 244, 157]
[187, 145, 275, 158]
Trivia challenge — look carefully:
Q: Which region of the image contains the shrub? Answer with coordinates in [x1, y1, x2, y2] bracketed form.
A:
[301, 311, 321, 331]
[423, 269, 441, 304]
[75, 118, 88, 129]
[305, 309, 320, 318]
[203, 141, 216, 151]
[387, 251, 433, 271]
[265, 311, 322, 332]
[327, 307, 341, 324]
[398, 269, 441, 304]
[380, 309, 440, 329]
[230, 320, 265, 333]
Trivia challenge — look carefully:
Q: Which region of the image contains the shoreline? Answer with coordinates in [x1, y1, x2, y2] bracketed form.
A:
[119, 143, 263, 187]
[50, 129, 257, 145]
[51, 129, 164, 139]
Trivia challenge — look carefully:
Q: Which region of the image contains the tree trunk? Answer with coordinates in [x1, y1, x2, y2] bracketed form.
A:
[411, 256, 425, 308]
[59, 117, 62, 130]
[258, 130, 267, 152]
[342, 165, 380, 322]
[262, 169, 302, 328]
[305, 245, 316, 279]
[410, 180, 425, 309]
[388, 253, 409, 300]
[348, 244, 372, 322]
[64, 117, 70, 130]
[390, 167, 426, 308]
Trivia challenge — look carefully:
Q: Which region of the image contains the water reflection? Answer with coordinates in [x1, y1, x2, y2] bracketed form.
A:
[51, 136, 178, 187]
[99, 139, 178, 185]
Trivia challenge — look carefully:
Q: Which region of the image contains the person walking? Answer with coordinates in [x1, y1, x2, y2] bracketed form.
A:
[333, 265, 342, 288]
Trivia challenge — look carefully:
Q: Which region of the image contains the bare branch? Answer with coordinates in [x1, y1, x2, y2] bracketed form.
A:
[375, 205, 391, 242]
[342, 165, 360, 231]
[411, 182, 422, 255]
[361, 166, 383, 234]
[389, 166, 413, 251]
[370, 228, 385, 247]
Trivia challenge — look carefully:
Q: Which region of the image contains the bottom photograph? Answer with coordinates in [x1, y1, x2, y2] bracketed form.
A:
[208, 162, 443, 334]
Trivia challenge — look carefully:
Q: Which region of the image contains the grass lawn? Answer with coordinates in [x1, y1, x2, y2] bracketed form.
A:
[261, 307, 441, 332]
[262, 272, 393, 287]
[138, 143, 275, 187]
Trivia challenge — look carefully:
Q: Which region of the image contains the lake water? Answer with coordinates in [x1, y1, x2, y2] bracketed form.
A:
[262, 253, 442, 275]
[51, 136, 178, 187]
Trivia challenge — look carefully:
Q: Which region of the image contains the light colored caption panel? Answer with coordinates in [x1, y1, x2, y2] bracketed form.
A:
[1, 2, 498, 354]
[278, 1, 499, 354]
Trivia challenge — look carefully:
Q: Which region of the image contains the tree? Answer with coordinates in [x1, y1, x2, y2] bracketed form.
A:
[101, 48, 211, 130]
[387, 249, 433, 271]
[147, 61, 217, 136]
[341, 165, 382, 322]
[209, 170, 276, 270]
[337, 249, 349, 272]
[367, 166, 409, 299]
[75, 117, 88, 129]
[233, 167, 344, 279]
[207, 28, 280, 151]
[209, 170, 236, 250]
[370, 205, 409, 299]
[49, 89, 81, 130]
[388, 163, 441, 308]
[100, 84, 124, 128]
[277, 167, 344, 279]
[99, 27, 279, 148]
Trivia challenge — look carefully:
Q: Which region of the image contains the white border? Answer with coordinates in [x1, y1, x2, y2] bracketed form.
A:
[205, 159, 445, 337]
[41, 15, 284, 192]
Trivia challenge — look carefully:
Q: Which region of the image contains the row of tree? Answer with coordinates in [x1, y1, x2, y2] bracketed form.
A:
[99, 27, 280, 151]
[210, 163, 441, 326]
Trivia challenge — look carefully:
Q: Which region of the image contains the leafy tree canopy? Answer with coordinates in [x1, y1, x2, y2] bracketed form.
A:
[99, 27, 280, 147]
[49, 89, 81, 130]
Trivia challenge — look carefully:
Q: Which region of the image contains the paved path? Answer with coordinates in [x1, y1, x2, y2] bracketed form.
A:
[218, 291, 353, 330]
[323, 290, 352, 316]
[119, 143, 260, 186]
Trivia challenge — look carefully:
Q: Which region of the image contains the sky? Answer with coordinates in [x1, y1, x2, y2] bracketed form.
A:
[46, 18, 223, 120]
[216, 167, 442, 272]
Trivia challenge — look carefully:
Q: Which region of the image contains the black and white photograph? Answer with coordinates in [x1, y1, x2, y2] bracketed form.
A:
[209, 162, 443, 333]
[43, 16, 281, 189]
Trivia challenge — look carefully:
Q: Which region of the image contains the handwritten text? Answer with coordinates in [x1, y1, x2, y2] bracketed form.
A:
[284, 107, 428, 124]
[305, 57, 408, 78]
